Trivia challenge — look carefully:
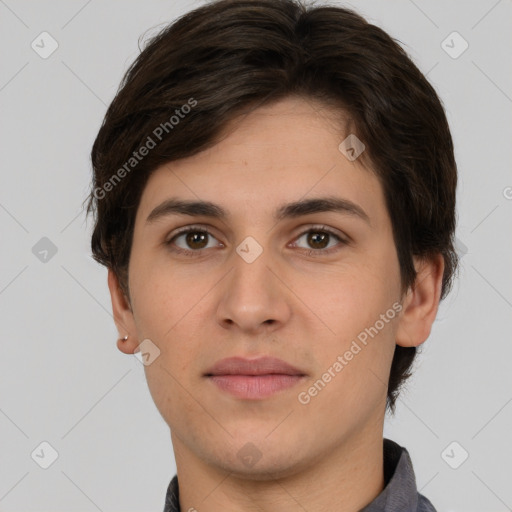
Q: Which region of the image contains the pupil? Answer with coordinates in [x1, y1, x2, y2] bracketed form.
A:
[309, 232, 328, 249]
[187, 232, 208, 249]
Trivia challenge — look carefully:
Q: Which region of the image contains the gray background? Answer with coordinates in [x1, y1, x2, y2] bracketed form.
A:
[1, 0, 511, 510]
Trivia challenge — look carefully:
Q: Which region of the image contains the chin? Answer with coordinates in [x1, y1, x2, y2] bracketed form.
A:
[205, 441, 310, 482]
[224, 457, 307, 482]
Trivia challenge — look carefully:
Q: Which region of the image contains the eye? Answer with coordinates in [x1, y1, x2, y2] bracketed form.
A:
[165, 224, 348, 258]
[166, 226, 223, 256]
[291, 226, 347, 256]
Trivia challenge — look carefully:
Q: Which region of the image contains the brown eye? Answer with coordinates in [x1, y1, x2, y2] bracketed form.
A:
[292, 227, 347, 256]
[307, 231, 330, 249]
[166, 227, 222, 255]
[184, 231, 209, 250]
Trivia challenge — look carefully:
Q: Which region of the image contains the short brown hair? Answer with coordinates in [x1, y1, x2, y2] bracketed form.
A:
[85, 0, 459, 414]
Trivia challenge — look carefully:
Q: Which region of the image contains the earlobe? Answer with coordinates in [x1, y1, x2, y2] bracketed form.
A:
[395, 253, 445, 348]
[107, 269, 139, 355]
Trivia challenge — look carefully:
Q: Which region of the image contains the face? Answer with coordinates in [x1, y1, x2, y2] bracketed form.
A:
[111, 96, 433, 480]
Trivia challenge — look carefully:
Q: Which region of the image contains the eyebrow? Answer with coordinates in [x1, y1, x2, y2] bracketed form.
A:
[146, 196, 371, 226]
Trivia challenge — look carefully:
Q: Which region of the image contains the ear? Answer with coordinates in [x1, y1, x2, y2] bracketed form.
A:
[107, 269, 140, 355]
[395, 253, 444, 348]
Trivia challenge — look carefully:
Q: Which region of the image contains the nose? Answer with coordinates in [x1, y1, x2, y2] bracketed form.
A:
[215, 244, 292, 334]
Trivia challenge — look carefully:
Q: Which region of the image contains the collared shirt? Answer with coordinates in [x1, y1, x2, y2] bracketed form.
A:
[163, 438, 437, 512]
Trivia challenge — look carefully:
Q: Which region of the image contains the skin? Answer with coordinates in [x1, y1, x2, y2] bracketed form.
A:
[108, 96, 444, 512]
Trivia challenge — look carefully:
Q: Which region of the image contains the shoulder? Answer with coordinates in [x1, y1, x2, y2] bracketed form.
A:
[163, 475, 180, 512]
[418, 493, 438, 512]
[380, 438, 439, 512]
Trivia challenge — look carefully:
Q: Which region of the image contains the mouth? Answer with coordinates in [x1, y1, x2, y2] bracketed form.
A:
[204, 356, 307, 400]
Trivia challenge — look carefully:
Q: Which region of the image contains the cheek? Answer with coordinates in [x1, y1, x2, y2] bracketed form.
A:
[299, 259, 400, 395]
[129, 253, 207, 340]
[131, 266, 208, 424]
[297, 310, 397, 432]
[305, 259, 398, 332]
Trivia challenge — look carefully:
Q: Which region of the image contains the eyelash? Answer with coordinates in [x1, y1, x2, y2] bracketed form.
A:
[165, 224, 348, 258]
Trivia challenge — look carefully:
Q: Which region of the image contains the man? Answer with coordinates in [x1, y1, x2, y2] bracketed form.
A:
[87, 1, 458, 510]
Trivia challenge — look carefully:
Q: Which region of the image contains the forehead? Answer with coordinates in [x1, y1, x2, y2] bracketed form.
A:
[135, 96, 386, 229]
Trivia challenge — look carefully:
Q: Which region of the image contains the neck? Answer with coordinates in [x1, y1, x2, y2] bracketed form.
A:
[171, 425, 385, 512]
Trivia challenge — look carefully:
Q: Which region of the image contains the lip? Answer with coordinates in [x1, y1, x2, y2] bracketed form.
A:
[205, 356, 307, 400]
[205, 356, 305, 376]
